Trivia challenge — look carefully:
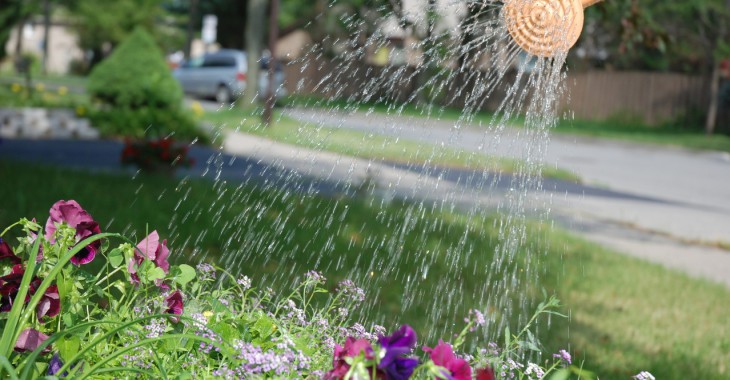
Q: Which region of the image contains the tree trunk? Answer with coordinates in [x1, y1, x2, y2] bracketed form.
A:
[238, 0, 267, 109]
[41, 0, 50, 75]
[263, 0, 279, 126]
[184, 0, 198, 59]
[705, 58, 721, 135]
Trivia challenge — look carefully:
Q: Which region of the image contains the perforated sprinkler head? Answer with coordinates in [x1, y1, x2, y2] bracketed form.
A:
[502, 0, 603, 58]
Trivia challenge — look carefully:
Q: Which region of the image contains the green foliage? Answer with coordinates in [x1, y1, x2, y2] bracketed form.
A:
[87, 28, 204, 140]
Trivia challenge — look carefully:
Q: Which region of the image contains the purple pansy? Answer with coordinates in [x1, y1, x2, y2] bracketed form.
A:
[47, 353, 65, 376]
[377, 325, 419, 380]
[0, 264, 25, 313]
[129, 231, 170, 285]
[35, 283, 60, 320]
[423, 340, 472, 380]
[165, 290, 184, 322]
[45, 200, 101, 265]
[0, 265, 61, 321]
[15, 328, 50, 353]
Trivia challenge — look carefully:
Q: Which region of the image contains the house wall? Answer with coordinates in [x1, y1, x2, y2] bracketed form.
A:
[4, 22, 84, 74]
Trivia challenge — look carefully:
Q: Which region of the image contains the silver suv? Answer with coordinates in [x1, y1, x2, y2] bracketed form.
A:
[173, 49, 286, 103]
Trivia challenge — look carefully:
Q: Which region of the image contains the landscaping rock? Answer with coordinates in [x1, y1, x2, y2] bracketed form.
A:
[0, 108, 99, 140]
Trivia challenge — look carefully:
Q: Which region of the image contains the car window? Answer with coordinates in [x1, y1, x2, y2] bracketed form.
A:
[202, 55, 236, 68]
[182, 57, 203, 68]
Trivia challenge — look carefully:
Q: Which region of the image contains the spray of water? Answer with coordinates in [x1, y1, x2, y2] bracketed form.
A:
[126, 0, 573, 346]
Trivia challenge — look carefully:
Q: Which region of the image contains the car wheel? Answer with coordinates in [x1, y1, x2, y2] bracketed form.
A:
[215, 85, 232, 104]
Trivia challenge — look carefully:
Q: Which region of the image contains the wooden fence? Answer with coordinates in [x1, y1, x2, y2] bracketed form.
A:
[284, 57, 723, 127]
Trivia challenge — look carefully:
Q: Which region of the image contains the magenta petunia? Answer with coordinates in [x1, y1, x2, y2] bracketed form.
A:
[0, 238, 21, 266]
[324, 337, 375, 380]
[165, 290, 184, 322]
[423, 340, 472, 380]
[15, 328, 50, 353]
[45, 200, 102, 265]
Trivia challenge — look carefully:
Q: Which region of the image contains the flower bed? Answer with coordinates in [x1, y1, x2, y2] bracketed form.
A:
[0, 200, 653, 379]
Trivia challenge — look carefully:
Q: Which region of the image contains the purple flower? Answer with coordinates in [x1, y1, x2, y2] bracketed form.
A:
[47, 353, 66, 376]
[0, 238, 21, 266]
[324, 337, 375, 380]
[423, 340, 472, 380]
[15, 328, 50, 353]
[0, 265, 61, 321]
[45, 200, 101, 265]
[553, 349, 572, 365]
[0, 264, 25, 313]
[35, 284, 60, 320]
[135, 231, 170, 272]
[165, 290, 184, 322]
[377, 325, 419, 380]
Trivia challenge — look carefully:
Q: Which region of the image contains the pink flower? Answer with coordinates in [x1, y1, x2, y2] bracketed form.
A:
[324, 337, 375, 380]
[45, 200, 101, 265]
[423, 340, 472, 380]
[15, 328, 50, 353]
[129, 231, 170, 285]
[165, 290, 184, 322]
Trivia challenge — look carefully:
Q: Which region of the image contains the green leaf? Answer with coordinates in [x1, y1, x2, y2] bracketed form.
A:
[147, 267, 166, 281]
[504, 326, 510, 348]
[252, 315, 276, 340]
[548, 368, 571, 380]
[173, 264, 196, 286]
[57, 335, 81, 362]
[108, 248, 123, 268]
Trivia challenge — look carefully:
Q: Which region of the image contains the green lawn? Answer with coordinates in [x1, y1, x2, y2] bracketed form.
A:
[284, 95, 730, 153]
[200, 107, 580, 182]
[1, 160, 728, 379]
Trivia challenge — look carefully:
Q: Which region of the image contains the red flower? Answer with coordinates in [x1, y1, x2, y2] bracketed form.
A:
[324, 337, 376, 380]
[476, 367, 496, 380]
[0, 264, 26, 313]
[423, 340, 472, 380]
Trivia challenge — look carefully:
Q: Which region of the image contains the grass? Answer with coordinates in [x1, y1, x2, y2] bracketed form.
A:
[200, 107, 580, 182]
[1, 160, 728, 379]
[283, 95, 730, 153]
[553, 118, 730, 152]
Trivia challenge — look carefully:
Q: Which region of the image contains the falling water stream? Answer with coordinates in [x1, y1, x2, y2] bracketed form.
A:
[131, 0, 574, 346]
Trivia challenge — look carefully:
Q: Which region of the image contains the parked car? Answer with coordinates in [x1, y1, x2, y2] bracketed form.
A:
[172, 49, 286, 103]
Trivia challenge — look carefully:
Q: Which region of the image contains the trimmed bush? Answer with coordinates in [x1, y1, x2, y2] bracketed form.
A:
[87, 27, 204, 140]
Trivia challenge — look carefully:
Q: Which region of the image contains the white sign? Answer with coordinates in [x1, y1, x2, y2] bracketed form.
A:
[202, 14, 218, 44]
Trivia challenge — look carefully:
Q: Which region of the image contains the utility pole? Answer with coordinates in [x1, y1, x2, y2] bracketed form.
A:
[262, 0, 280, 126]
